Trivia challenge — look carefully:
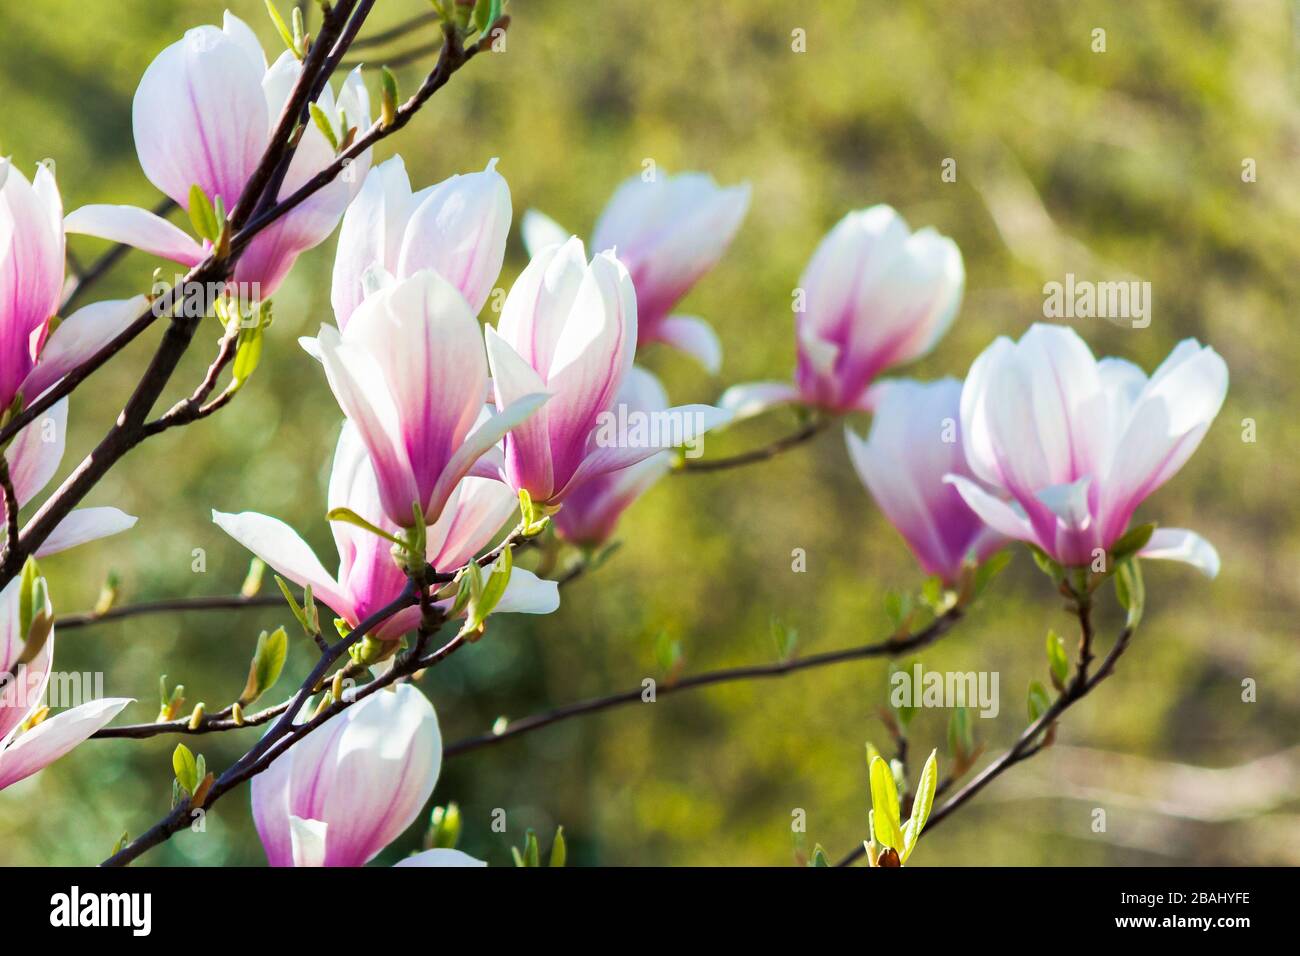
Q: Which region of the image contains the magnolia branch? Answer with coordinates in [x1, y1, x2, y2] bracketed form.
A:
[835, 605, 1136, 867]
[677, 416, 828, 474]
[442, 606, 966, 758]
[0, 5, 493, 590]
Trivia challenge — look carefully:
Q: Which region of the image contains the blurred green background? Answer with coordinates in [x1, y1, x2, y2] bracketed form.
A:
[0, 0, 1295, 866]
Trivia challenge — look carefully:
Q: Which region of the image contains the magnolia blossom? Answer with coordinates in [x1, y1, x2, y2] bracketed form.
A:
[3, 401, 137, 555]
[251, 683, 474, 866]
[332, 155, 511, 326]
[302, 269, 548, 528]
[553, 367, 676, 547]
[486, 237, 729, 505]
[946, 323, 1227, 576]
[214, 423, 558, 640]
[65, 12, 371, 298]
[522, 172, 750, 373]
[721, 205, 963, 418]
[0, 579, 132, 793]
[844, 378, 1003, 585]
[0, 159, 151, 410]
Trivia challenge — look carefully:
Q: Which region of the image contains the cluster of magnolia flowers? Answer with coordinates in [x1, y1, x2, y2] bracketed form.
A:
[0, 10, 1228, 867]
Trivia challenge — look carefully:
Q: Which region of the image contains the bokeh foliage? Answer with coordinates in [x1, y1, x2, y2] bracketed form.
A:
[0, 0, 1295, 865]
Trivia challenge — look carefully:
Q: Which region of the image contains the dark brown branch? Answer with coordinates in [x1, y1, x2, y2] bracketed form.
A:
[0, 456, 19, 562]
[101, 581, 422, 866]
[442, 607, 966, 759]
[0, 10, 493, 592]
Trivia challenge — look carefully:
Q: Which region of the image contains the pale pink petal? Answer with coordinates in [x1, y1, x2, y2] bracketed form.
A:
[63, 206, 204, 265]
[718, 381, 802, 421]
[331, 156, 415, 328]
[1139, 528, 1220, 579]
[23, 296, 150, 402]
[395, 848, 487, 867]
[485, 325, 555, 498]
[316, 684, 440, 866]
[289, 816, 329, 867]
[309, 324, 419, 527]
[395, 159, 512, 315]
[944, 474, 1036, 543]
[132, 24, 269, 208]
[34, 508, 137, 557]
[426, 476, 517, 572]
[520, 208, 569, 257]
[4, 398, 67, 507]
[212, 509, 353, 621]
[655, 314, 722, 374]
[0, 697, 132, 792]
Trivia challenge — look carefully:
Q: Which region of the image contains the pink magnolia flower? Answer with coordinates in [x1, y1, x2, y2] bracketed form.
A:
[251, 683, 454, 866]
[65, 12, 371, 298]
[332, 155, 511, 327]
[522, 171, 750, 373]
[214, 423, 559, 640]
[0, 159, 150, 410]
[485, 238, 729, 505]
[946, 324, 1227, 576]
[3, 400, 137, 555]
[721, 206, 963, 418]
[302, 268, 548, 528]
[0, 578, 132, 793]
[844, 378, 1003, 585]
[552, 367, 678, 547]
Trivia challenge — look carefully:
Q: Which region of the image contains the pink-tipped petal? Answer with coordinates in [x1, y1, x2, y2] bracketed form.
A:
[63, 206, 204, 266]
[23, 296, 150, 402]
[212, 509, 353, 621]
[0, 697, 133, 792]
[132, 24, 269, 208]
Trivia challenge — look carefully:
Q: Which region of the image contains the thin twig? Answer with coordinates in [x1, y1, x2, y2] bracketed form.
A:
[442, 607, 966, 759]
[0, 10, 493, 591]
[676, 418, 828, 474]
[101, 581, 420, 866]
[834, 607, 1135, 867]
[55, 593, 287, 631]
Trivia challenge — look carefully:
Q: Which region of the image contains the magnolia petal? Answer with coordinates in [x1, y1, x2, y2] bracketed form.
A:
[0, 697, 133, 792]
[428, 390, 551, 520]
[4, 398, 67, 508]
[395, 848, 487, 868]
[1139, 528, 1221, 579]
[63, 205, 204, 266]
[35, 508, 137, 557]
[311, 324, 419, 526]
[211, 509, 353, 620]
[718, 381, 802, 421]
[314, 684, 441, 866]
[23, 296, 150, 403]
[520, 208, 569, 257]
[492, 568, 560, 615]
[289, 816, 330, 868]
[944, 474, 1036, 543]
[656, 314, 722, 374]
[132, 24, 269, 207]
